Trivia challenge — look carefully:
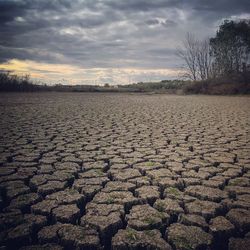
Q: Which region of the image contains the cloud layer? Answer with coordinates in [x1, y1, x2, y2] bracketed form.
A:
[0, 0, 249, 84]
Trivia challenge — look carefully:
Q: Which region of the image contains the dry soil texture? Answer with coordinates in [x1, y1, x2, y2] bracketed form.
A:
[0, 93, 249, 250]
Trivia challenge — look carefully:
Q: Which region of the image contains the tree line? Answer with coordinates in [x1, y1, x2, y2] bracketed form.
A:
[177, 19, 250, 83]
[0, 72, 43, 92]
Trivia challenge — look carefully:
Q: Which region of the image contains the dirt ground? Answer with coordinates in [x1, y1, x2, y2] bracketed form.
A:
[0, 93, 249, 250]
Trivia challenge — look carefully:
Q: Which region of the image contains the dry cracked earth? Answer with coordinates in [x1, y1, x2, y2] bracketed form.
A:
[0, 92, 250, 250]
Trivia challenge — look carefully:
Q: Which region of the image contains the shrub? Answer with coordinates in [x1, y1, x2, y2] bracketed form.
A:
[0, 72, 41, 92]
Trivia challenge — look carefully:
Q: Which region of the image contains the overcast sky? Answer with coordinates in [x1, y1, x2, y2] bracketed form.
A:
[0, 0, 249, 85]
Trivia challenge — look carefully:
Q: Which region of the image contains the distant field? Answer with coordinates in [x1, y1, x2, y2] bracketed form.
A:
[0, 93, 250, 250]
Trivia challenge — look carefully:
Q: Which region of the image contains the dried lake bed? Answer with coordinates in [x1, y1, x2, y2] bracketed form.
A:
[0, 93, 249, 250]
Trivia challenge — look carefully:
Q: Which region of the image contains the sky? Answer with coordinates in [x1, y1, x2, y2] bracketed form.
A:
[0, 0, 250, 85]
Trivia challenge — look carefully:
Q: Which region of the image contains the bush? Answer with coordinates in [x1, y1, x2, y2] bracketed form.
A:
[183, 76, 250, 95]
[0, 72, 42, 92]
[119, 80, 188, 92]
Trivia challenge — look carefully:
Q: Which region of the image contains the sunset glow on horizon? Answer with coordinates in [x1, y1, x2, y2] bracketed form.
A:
[0, 59, 184, 85]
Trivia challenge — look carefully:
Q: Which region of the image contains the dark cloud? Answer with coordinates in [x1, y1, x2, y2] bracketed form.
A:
[191, 0, 250, 13]
[162, 19, 177, 27]
[0, 0, 249, 79]
[146, 19, 160, 26]
[0, 1, 27, 24]
[104, 0, 182, 12]
[103, 0, 250, 15]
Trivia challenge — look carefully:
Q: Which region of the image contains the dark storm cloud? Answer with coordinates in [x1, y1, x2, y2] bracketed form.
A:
[105, 0, 250, 14]
[0, 1, 26, 23]
[145, 19, 160, 26]
[192, 0, 250, 13]
[0, 0, 249, 70]
[104, 0, 183, 12]
[0, 46, 27, 63]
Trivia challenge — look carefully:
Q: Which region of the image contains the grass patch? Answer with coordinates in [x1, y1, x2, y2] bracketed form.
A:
[144, 230, 156, 237]
[143, 217, 158, 225]
[173, 236, 193, 250]
[167, 187, 181, 196]
[229, 178, 242, 186]
[94, 169, 104, 175]
[157, 211, 167, 220]
[154, 201, 165, 212]
[126, 228, 137, 241]
[106, 197, 115, 204]
[146, 162, 155, 166]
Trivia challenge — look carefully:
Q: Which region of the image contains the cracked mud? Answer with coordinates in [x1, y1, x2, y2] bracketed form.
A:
[0, 93, 249, 250]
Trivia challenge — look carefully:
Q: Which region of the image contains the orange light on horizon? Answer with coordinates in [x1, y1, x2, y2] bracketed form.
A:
[0, 59, 185, 85]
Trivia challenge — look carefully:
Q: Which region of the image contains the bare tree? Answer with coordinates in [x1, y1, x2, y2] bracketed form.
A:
[196, 38, 213, 80]
[177, 33, 198, 81]
[177, 33, 213, 81]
